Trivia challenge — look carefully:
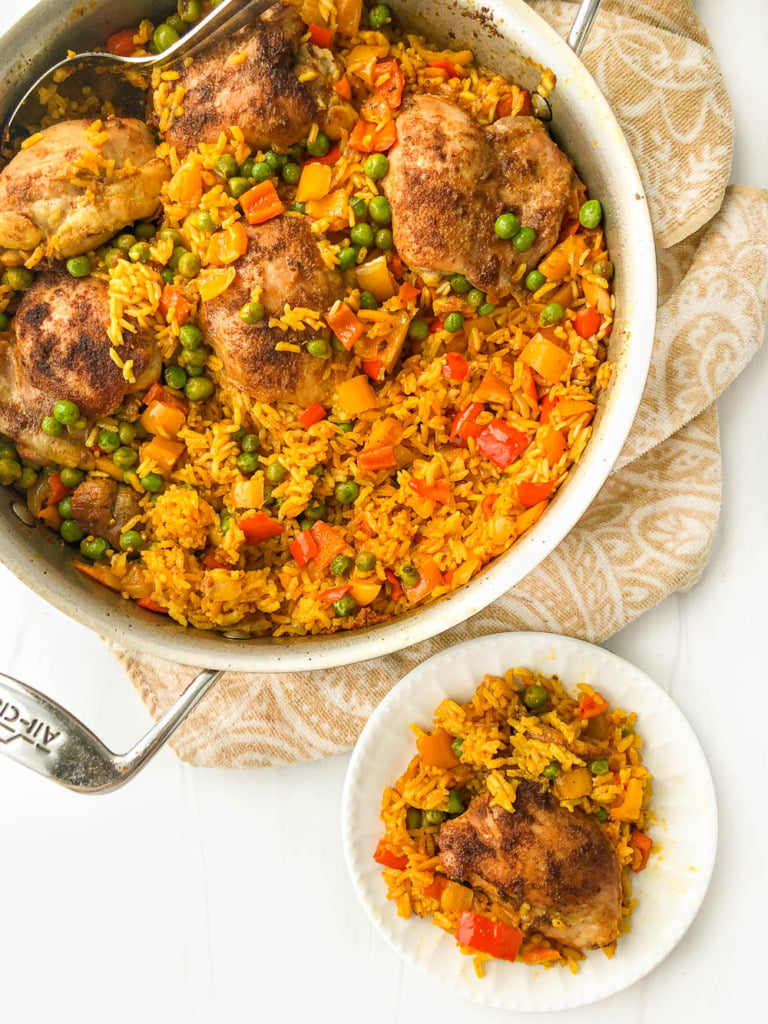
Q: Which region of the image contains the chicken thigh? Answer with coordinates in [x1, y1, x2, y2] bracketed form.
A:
[383, 96, 574, 294]
[438, 782, 622, 949]
[200, 215, 343, 405]
[152, 2, 326, 156]
[0, 118, 168, 266]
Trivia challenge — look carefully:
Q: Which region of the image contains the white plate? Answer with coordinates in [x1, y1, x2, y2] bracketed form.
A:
[341, 632, 717, 1012]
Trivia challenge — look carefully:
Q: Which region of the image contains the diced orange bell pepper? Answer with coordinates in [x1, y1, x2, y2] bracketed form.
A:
[206, 221, 248, 266]
[372, 58, 405, 109]
[296, 162, 333, 203]
[336, 0, 363, 37]
[473, 367, 511, 405]
[39, 505, 63, 531]
[107, 27, 137, 57]
[404, 558, 444, 605]
[45, 471, 71, 507]
[240, 180, 285, 225]
[358, 444, 396, 473]
[310, 520, 348, 570]
[137, 597, 167, 614]
[197, 266, 236, 301]
[349, 580, 381, 606]
[518, 480, 555, 507]
[427, 58, 465, 79]
[290, 529, 319, 567]
[408, 478, 452, 505]
[167, 161, 203, 209]
[159, 285, 193, 324]
[337, 374, 380, 414]
[578, 691, 610, 719]
[519, 334, 571, 385]
[307, 23, 334, 48]
[610, 777, 644, 822]
[349, 118, 398, 153]
[140, 435, 185, 475]
[73, 560, 122, 590]
[629, 830, 653, 871]
[523, 947, 561, 964]
[334, 75, 353, 100]
[416, 727, 459, 768]
[541, 426, 566, 466]
[573, 306, 603, 338]
[299, 402, 327, 429]
[325, 303, 365, 350]
[143, 382, 187, 411]
[238, 511, 284, 544]
[420, 876, 449, 899]
[385, 569, 403, 601]
[361, 359, 383, 382]
[140, 400, 187, 438]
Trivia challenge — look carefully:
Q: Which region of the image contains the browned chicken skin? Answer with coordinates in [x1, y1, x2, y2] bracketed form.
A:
[383, 96, 574, 294]
[14, 269, 159, 419]
[200, 215, 343, 405]
[70, 477, 141, 548]
[0, 118, 168, 266]
[153, 2, 325, 156]
[439, 783, 622, 949]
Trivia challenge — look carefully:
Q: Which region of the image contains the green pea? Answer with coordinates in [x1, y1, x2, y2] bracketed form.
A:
[191, 210, 216, 232]
[41, 416, 62, 437]
[368, 3, 392, 29]
[57, 496, 73, 519]
[368, 195, 391, 224]
[539, 302, 565, 327]
[336, 420, 355, 433]
[240, 301, 266, 325]
[266, 462, 287, 484]
[423, 809, 446, 825]
[178, 0, 202, 24]
[309, 465, 324, 477]
[179, 324, 203, 349]
[364, 153, 389, 180]
[298, 517, 314, 531]
[239, 158, 255, 179]
[134, 221, 156, 240]
[119, 529, 143, 551]
[185, 377, 215, 401]
[334, 480, 359, 504]
[306, 337, 330, 358]
[159, 228, 183, 246]
[450, 274, 471, 294]
[59, 467, 83, 488]
[522, 684, 548, 710]
[408, 318, 428, 341]
[60, 519, 84, 544]
[185, 364, 203, 379]
[589, 758, 610, 776]
[66, 255, 91, 277]
[180, 346, 208, 368]
[241, 433, 260, 453]
[304, 499, 326, 521]
[281, 162, 301, 185]
[594, 806, 609, 822]
[512, 226, 537, 252]
[113, 446, 138, 470]
[251, 161, 271, 183]
[222, 176, 248, 200]
[350, 196, 368, 221]
[0, 458, 21, 486]
[164, 365, 187, 389]
[166, 13, 185, 33]
[451, 736, 464, 758]
[542, 761, 561, 780]
[3, 267, 34, 291]
[350, 222, 374, 248]
[115, 233, 136, 251]
[477, 302, 496, 316]
[355, 551, 376, 572]
[97, 429, 119, 452]
[359, 291, 378, 310]
[264, 151, 286, 172]
[620, 722, 634, 737]
[129, 241, 151, 263]
[177, 251, 201, 278]
[0, 312, 10, 331]
[160, 267, 175, 284]
[17, 466, 37, 490]
[290, 201, 307, 214]
[219, 509, 233, 533]
[494, 212, 520, 239]
[526, 269, 546, 292]
[140, 472, 164, 493]
[306, 131, 330, 157]
[579, 199, 603, 229]
[374, 228, 393, 251]
[447, 790, 464, 814]
[169, 246, 187, 270]
[80, 536, 108, 561]
[330, 554, 353, 577]
[444, 312, 464, 333]
[236, 451, 259, 474]
[53, 400, 81, 425]
[0, 443, 16, 462]
[406, 807, 423, 830]
[337, 246, 359, 270]
[333, 594, 358, 617]
[466, 288, 485, 307]
[593, 259, 614, 281]
[399, 564, 420, 588]
[153, 23, 180, 52]
[214, 154, 239, 179]
[105, 248, 124, 270]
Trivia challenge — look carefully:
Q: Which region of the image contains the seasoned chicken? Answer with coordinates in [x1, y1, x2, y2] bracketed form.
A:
[200, 215, 343, 405]
[70, 477, 141, 547]
[439, 783, 622, 949]
[383, 96, 575, 295]
[13, 268, 160, 419]
[0, 331, 91, 467]
[0, 118, 168, 266]
[153, 2, 326, 156]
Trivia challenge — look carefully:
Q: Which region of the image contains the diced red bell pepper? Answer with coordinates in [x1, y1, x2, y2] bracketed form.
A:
[319, 584, 352, 604]
[398, 281, 420, 305]
[523, 946, 561, 964]
[143, 382, 188, 412]
[442, 352, 469, 381]
[159, 285, 193, 325]
[389, 253, 404, 280]
[290, 529, 319, 567]
[449, 402, 484, 445]
[539, 391, 557, 424]
[299, 402, 327, 429]
[480, 492, 498, 516]
[349, 118, 398, 153]
[517, 89, 534, 116]
[578, 691, 610, 720]
[573, 306, 602, 339]
[302, 143, 341, 167]
[629, 830, 653, 871]
[238, 511, 284, 544]
[408, 478, 452, 505]
[476, 420, 530, 468]
[310, 520, 347, 570]
[361, 359, 383, 381]
[307, 22, 334, 48]
[518, 480, 555, 507]
[45, 471, 71, 507]
[456, 911, 523, 962]
[240, 180, 285, 225]
[334, 75, 352, 101]
[372, 58, 405, 109]
[420, 875, 449, 899]
[358, 444, 397, 472]
[325, 303, 365, 350]
[404, 558, 443, 605]
[385, 568, 403, 601]
[427, 58, 465, 79]
[429, 316, 445, 334]
[106, 27, 137, 57]
[373, 840, 408, 870]
[520, 362, 539, 402]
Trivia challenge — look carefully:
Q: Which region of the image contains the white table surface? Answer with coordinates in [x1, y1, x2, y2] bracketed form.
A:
[1, 2, 766, 1022]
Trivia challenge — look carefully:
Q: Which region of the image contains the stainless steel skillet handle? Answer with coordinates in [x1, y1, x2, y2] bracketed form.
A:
[567, 0, 603, 55]
[0, 668, 221, 793]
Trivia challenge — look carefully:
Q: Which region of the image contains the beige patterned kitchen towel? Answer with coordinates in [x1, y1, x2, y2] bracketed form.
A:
[113, 0, 768, 767]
